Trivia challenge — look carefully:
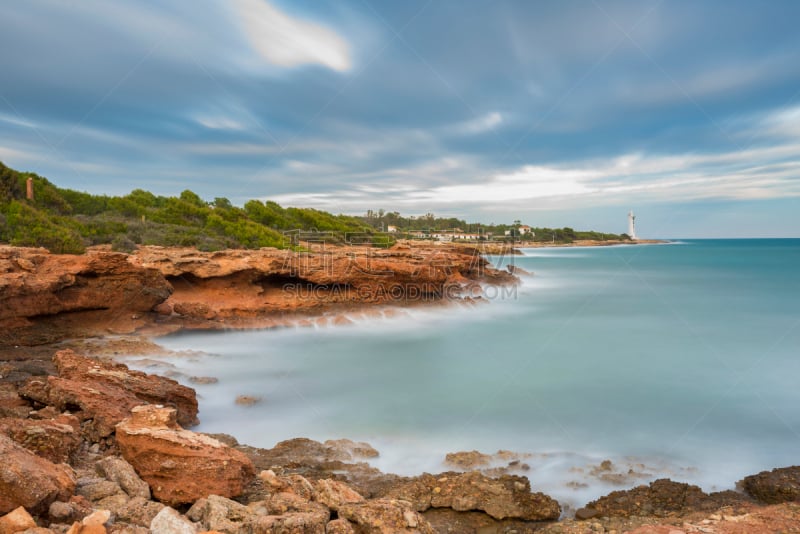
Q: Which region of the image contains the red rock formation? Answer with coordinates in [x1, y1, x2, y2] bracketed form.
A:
[52, 349, 197, 428]
[0, 413, 80, 463]
[0, 434, 75, 515]
[18, 351, 198, 439]
[130, 244, 516, 326]
[0, 244, 517, 346]
[115, 405, 255, 506]
[0, 246, 172, 345]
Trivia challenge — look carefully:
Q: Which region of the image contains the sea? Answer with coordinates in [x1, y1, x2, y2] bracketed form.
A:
[121, 239, 800, 509]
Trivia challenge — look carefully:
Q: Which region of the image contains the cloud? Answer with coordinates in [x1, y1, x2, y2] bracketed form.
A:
[758, 105, 800, 139]
[263, 136, 800, 213]
[195, 116, 247, 131]
[230, 0, 352, 72]
[453, 112, 503, 135]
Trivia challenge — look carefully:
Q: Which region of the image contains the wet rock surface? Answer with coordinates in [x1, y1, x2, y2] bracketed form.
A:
[385, 471, 561, 521]
[581, 478, 752, 518]
[740, 465, 800, 504]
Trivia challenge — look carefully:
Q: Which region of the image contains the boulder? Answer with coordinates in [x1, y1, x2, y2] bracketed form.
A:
[443, 450, 492, 470]
[116, 406, 255, 506]
[76, 480, 123, 503]
[48, 501, 75, 523]
[115, 497, 164, 527]
[0, 383, 30, 419]
[267, 492, 327, 517]
[0, 507, 36, 534]
[0, 435, 75, 515]
[65, 509, 111, 534]
[19, 376, 139, 441]
[96, 456, 150, 500]
[95, 494, 130, 517]
[338, 499, 435, 534]
[740, 466, 800, 504]
[187, 493, 330, 534]
[258, 471, 315, 501]
[18, 352, 198, 441]
[186, 496, 255, 533]
[583, 478, 750, 518]
[53, 350, 198, 427]
[386, 471, 560, 521]
[149, 507, 197, 534]
[322, 439, 379, 461]
[0, 414, 80, 463]
[313, 480, 364, 511]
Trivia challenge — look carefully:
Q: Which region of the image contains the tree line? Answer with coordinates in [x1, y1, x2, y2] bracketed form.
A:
[0, 162, 628, 254]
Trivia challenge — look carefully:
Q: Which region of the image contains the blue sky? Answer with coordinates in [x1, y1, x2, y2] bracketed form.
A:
[1, 0, 799, 237]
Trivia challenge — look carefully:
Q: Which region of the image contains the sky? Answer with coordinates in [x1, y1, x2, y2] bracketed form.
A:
[1, 0, 799, 238]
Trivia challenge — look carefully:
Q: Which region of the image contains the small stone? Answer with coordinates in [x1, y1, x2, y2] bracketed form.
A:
[234, 395, 262, 406]
[95, 494, 130, 516]
[48, 501, 74, 522]
[76, 481, 122, 502]
[150, 507, 197, 534]
[189, 377, 218, 385]
[96, 456, 150, 500]
[575, 507, 598, 520]
[314, 479, 364, 511]
[0, 506, 37, 533]
[117, 497, 165, 527]
[82, 510, 111, 527]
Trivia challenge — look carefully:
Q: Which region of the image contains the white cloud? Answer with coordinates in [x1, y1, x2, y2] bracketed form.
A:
[0, 145, 37, 164]
[453, 112, 503, 135]
[262, 139, 800, 213]
[231, 0, 351, 72]
[0, 113, 36, 129]
[415, 166, 596, 203]
[758, 105, 800, 139]
[195, 116, 246, 131]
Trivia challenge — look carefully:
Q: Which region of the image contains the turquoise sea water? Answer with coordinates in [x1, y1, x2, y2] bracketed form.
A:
[127, 239, 800, 507]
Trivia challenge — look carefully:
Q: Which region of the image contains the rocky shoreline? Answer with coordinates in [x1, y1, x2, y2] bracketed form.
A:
[0, 349, 799, 533]
[1, 243, 799, 532]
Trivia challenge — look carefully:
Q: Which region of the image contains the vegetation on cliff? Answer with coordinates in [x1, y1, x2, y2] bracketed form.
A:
[0, 162, 367, 253]
[1, 161, 628, 253]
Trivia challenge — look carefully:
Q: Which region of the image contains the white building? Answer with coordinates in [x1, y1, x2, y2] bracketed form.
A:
[628, 210, 637, 240]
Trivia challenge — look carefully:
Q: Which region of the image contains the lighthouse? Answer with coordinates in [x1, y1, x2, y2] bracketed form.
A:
[628, 210, 637, 240]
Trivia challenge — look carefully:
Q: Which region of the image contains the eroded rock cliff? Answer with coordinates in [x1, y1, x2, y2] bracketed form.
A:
[1, 244, 517, 347]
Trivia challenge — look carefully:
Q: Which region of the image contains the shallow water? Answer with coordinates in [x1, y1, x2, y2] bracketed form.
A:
[122, 239, 800, 508]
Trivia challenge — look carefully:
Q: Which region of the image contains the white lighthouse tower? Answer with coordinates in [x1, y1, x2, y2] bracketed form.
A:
[628, 210, 637, 240]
